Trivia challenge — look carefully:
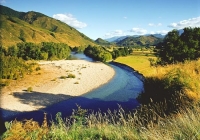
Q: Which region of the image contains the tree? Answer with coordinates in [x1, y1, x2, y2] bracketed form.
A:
[19, 29, 26, 42]
[158, 27, 200, 64]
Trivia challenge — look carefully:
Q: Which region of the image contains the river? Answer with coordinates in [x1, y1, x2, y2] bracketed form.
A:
[0, 53, 143, 129]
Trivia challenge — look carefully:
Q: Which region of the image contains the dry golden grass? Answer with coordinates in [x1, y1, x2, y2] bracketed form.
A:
[116, 55, 200, 102]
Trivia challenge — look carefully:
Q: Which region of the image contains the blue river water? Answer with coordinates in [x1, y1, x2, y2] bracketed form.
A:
[0, 53, 143, 130]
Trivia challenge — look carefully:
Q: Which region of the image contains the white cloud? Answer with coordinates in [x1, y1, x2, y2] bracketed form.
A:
[168, 16, 200, 29]
[53, 13, 87, 29]
[156, 30, 169, 35]
[148, 23, 154, 26]
[123, 16, 127, 19]
[130, 28, 147, 35]
[150, 30, 168, 35]
[148, 23, 162, 27]
[104, 30, 125, 38]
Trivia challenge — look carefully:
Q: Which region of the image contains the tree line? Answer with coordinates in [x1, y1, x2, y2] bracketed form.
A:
[157, 27, 200, 64]
[0, 42, 71, 82]
[84, 45, 131, 62]
[2, 42, 71, 60]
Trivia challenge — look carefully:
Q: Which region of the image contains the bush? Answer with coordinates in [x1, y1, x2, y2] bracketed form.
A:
[60, 76, 67, 79]
[67, 73, 76, 78]
[27, 87, 33, 92]
[35, 66, 41, 71]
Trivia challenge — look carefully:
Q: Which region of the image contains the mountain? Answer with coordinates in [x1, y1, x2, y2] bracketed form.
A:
[0, 5, 95, 47]
[95, 38, 112, 45]
[116, 35, 163, 47]
[105, 34, 165, 43]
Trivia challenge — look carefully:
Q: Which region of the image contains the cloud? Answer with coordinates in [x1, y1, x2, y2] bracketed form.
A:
[129, 28, 147, 35]
[156, 30, 169, 35]
[148, 23, 162, 27]
[53, 13, 87, 29]
[168, 17, 200, 29]
[123, 16, 127, 19]
[104, 30, 125, 38]
[148, 23, 154, 26]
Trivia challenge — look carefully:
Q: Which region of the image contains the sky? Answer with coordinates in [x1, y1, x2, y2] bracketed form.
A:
[1, 0, 200, 40]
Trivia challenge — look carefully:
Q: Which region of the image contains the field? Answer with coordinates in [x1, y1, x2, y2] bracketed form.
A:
[115, 51, 157, 76]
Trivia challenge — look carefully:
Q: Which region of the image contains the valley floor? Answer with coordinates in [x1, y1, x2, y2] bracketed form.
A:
[0, 60, 115, 113]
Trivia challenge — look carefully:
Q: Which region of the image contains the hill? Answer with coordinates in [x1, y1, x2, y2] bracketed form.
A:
[0, 5, 95, 47]
[105, 34, 165, 43]
[116, 35, 163, 47]
[94, 38, 113, 45]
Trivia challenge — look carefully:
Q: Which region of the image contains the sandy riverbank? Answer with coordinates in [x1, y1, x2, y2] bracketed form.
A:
[0, 60, 115, 112]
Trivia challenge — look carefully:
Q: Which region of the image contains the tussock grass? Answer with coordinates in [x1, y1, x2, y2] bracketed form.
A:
[2, 104, 200, 139]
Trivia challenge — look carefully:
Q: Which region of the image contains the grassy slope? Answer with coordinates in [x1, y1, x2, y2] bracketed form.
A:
[0, 9, 95, 47]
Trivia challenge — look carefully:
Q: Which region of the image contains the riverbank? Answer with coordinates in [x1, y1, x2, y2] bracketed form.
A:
[110, 61, 145, 82]
[0, 60, 115, 112]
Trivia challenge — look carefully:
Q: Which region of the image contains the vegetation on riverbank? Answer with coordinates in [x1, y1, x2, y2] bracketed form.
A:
[0, 42, 71, 87]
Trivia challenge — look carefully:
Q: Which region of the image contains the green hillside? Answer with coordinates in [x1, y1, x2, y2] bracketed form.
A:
[95, 38, 113, 45]
[0, 5, 95, 47]
[117, 35, 163, 47]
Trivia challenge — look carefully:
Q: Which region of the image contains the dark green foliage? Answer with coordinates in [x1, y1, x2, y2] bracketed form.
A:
[71, 46, 86, 53]
[4, 42, 71, 60]
[157, 27, 200, 64]
[0, 42, 71, 80]
[19, 29, 26, 42]
[84, 45, 112, 62]
[112, 47, 131, 59]
[0, 55, 33, 80]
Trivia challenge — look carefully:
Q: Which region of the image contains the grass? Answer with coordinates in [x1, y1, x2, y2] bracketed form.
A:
[1, 104, 200, 139]
[115, 54, 157, 76]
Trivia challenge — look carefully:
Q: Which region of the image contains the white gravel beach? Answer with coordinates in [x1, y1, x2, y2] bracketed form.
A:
[0, 60, 115, 112]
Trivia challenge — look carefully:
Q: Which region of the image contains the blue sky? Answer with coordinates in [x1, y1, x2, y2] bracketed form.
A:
[1, 0, 200, 39]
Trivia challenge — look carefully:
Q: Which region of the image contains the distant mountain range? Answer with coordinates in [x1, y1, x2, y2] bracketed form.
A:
[105, 34, 165, 43]
[0, 5, 95, 47]
[105, 29, 184, 44]
[116, 35, 163, 47]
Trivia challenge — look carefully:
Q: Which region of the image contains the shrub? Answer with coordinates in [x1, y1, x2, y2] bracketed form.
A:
[60, 76, 67, 79]
[67, 73, 76, 78]
[35, 66, 41, 71]
[27, 87, 33, 92]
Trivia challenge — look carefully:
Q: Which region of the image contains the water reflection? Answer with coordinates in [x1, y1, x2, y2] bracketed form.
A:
[69, 52, 94, 62]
